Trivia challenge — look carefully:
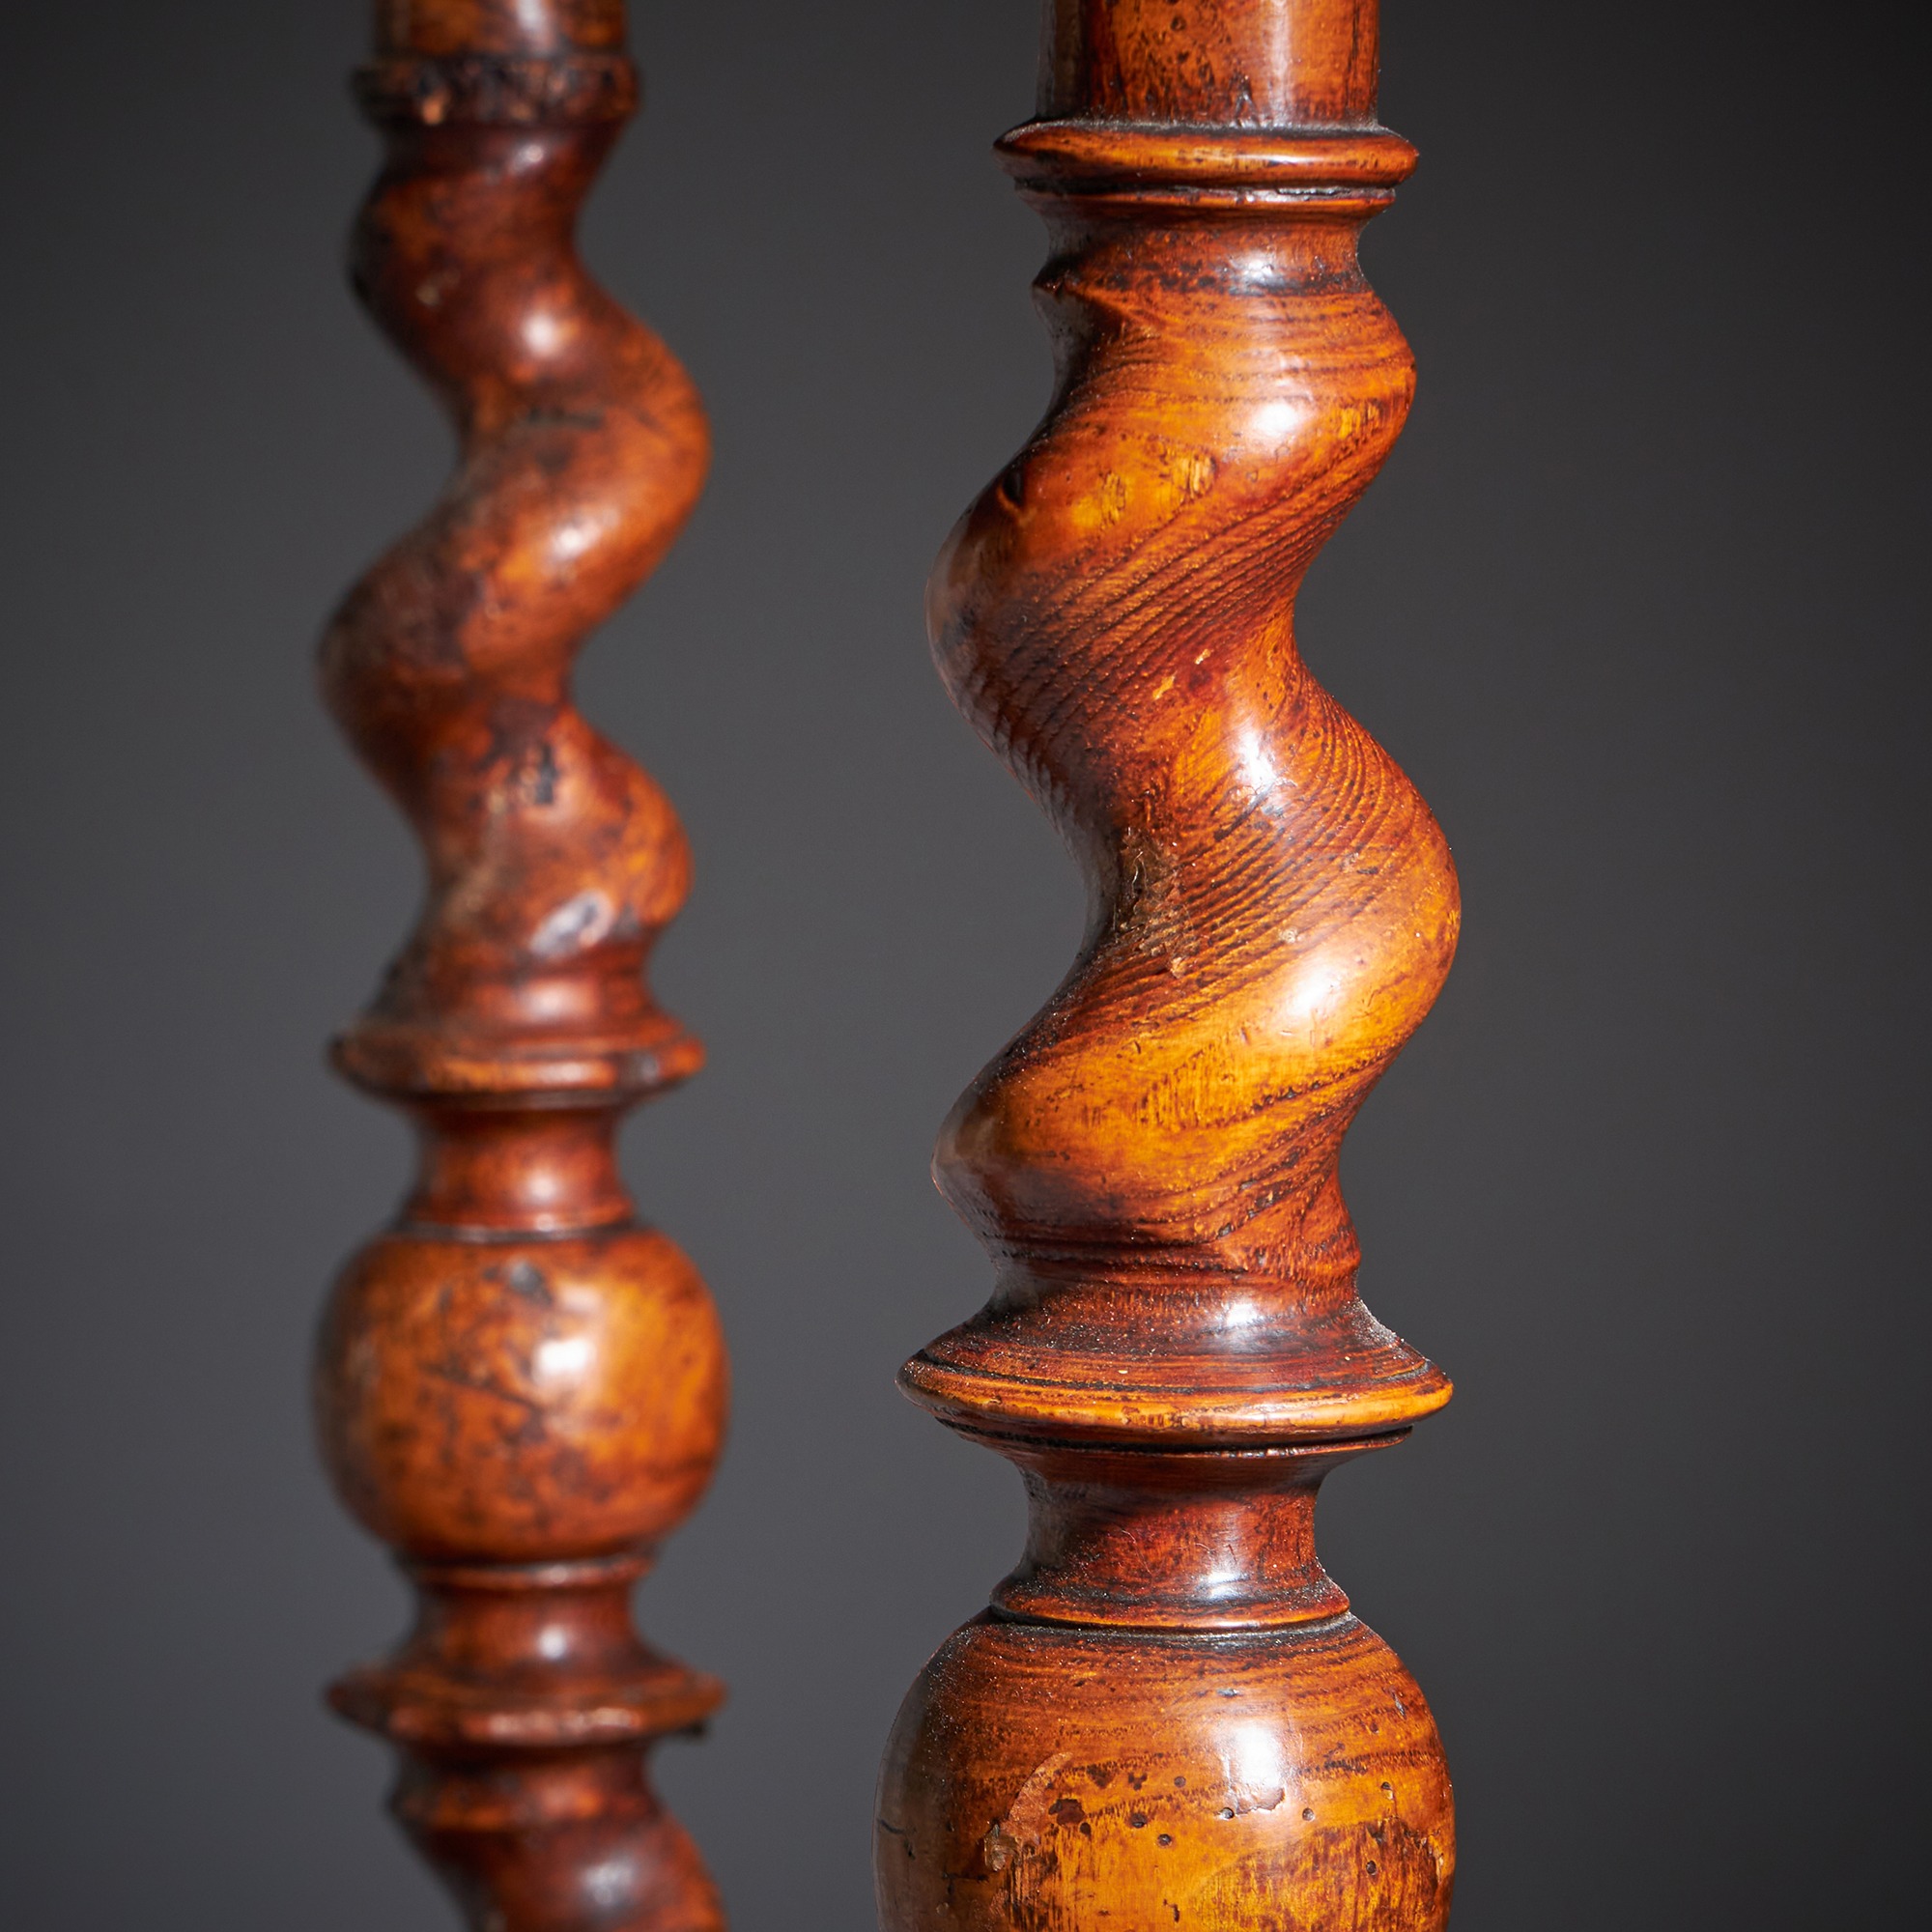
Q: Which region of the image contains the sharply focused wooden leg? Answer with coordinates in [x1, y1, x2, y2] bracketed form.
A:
[876, 4, 1460, 1927]
[311, 6, 726, 1926]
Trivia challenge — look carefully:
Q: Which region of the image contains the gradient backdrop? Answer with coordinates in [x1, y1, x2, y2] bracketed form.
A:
[1, 1, 1925, 1925]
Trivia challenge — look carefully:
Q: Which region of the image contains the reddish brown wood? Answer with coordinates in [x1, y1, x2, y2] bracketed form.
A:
[876, 3, 1459, 1926]
[311, 6, 726, 1927]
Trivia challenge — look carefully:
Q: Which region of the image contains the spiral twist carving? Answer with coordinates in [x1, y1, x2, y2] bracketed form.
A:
[878, 4, 1459, 1927]
[312, 7, 726, 1928]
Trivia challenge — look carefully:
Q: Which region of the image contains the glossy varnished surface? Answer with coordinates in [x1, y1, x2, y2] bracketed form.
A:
[320, 1229, 724, 1564]
[311, 4, 725, 1927]
[881, 1617, 1451, 1929]
[878, 3, 1458, 1927]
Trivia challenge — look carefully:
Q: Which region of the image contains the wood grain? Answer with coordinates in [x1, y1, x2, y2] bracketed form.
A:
[876, 3, 1459, 1927]
[311, 5, 726, 1926]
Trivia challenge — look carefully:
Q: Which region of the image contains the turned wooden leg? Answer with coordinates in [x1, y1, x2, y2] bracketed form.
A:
[311, 6, 726, 1927]
[876, 4, 1459, 1927]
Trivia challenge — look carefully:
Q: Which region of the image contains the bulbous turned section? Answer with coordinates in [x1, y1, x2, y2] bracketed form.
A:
[879, 4, 1457, 1930]
[312, 6, 726, 1928]
[879, 1615, 1452, 1932]
[317, 1224, 725, 1566]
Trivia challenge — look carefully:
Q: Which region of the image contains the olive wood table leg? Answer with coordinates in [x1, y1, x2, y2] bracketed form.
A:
[875, 4, 1460, 1928]
[311, 6, 726, 1927]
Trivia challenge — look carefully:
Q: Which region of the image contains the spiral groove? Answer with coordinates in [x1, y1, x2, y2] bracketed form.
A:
[908, 152, 1459, 1446]
[311, 8, 726, 1928]
[324, 47, 705, 1103]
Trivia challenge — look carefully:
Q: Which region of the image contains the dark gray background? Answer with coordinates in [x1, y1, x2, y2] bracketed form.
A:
[1, 1, 1924, 1924]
